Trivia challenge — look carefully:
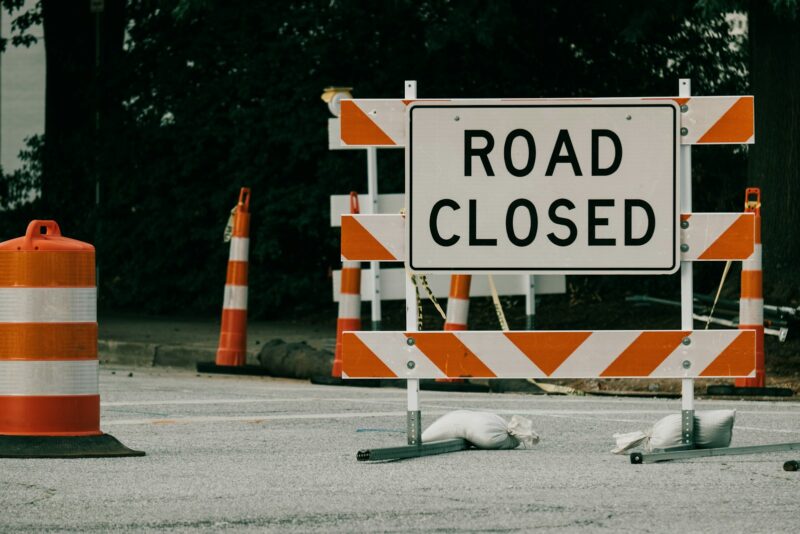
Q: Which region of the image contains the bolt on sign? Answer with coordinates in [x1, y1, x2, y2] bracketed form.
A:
[405, 101, 681, 273]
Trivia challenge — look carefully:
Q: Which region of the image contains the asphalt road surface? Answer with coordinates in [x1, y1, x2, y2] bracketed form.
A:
[2, 367, 799, 533]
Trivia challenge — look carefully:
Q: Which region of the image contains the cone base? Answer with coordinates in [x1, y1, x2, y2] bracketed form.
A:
[196, 362, 271, 376]
[706, 385, 794, 397]
[0, 433, 145, 458]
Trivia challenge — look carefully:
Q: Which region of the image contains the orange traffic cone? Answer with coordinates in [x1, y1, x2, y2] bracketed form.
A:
[0, 220, 144, 458]
[216, 188, 251, 367]
[333, 192, 362, 377]
[436, 275, 472, 384]
[736, 187, 765, 389]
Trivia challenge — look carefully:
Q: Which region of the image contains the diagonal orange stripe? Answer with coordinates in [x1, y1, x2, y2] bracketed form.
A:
[504, 332, 590, 376]
[698, 214, 754, 260]
[341, 216, 396, 261]
[340, 101, 396, 146]
[700, 331, 756, 377]
[409, 333, 496, 378]
[341, 333, 398, 378]
[600, 331, 687, 377]
[697, 97, 754, 144]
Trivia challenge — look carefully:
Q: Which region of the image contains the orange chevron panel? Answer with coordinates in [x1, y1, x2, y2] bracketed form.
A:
[504, 331, 591, 376]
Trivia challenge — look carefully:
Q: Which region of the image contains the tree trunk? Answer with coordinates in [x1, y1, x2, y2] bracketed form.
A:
[748, 2, 800, 302]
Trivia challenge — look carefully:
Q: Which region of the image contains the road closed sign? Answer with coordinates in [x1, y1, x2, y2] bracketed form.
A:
[406, 101, 680, 274]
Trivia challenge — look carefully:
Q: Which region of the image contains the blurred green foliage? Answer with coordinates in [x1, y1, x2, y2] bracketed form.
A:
[1, 1, 759, 316]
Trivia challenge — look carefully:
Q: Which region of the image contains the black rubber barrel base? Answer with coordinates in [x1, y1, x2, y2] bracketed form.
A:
[706, 385, 794, 397]
[0, 433, 145, 459]
[196, 362, 272, 376]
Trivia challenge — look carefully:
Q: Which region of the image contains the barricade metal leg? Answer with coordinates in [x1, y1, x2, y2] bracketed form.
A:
[367, 146, 382, 331]
[632, 442, 800, 464]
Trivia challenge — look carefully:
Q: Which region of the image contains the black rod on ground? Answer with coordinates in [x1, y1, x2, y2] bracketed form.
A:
[357, 439, 469, 462]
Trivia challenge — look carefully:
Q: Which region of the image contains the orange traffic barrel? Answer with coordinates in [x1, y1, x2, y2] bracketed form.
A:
[216, 188, 251, 367]
[0, 220, 143, 458]
[333, 192, 362, 377]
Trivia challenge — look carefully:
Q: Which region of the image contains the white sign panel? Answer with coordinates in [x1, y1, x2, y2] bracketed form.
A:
[406, 102, 680, 274]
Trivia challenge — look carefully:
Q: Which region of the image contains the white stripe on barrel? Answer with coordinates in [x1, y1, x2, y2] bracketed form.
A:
[0, 288, 96, 323]
[222, 285, 248, 310]
[0, 360, 98, 395]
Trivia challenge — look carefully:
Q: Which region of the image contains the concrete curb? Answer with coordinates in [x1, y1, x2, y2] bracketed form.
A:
[98, 339, 259, 368]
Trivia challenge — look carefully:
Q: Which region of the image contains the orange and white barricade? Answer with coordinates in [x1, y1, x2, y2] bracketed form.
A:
[216, 188, 251, 367]
[333, 192, 363, 378]
[0, 220, 143, 458]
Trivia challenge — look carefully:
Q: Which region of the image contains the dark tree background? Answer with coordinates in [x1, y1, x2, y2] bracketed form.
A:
[0, 0, 796, 318]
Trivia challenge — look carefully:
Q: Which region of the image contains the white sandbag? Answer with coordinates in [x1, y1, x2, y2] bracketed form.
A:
[421, 410, 540, 450]
[612, 410, 735, 454]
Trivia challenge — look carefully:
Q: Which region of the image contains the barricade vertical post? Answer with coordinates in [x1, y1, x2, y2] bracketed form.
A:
[366, 147, 382, 330]
[526, 275, 536, 329]
[679, 79, 695, 446]
[405, 79, 421, 446]
[736, 188, 764, 388]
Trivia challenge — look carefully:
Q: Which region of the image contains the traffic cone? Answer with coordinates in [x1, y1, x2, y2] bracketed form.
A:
[197, 188, 269, 376]
[0, 220, 144, 458]
[708, 188, 791, 397]
[436, 275, 472, 384]
[216, 187, 251, 367]
[333, 192, 362, 378]
[736, 188, 765, 388]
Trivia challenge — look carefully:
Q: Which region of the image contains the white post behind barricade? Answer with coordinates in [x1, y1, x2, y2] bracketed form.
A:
[366, 147, 382, 330]
[680, 78, 695, 446]
[526, 276, 536, 329]
[404, 80, 421, 445]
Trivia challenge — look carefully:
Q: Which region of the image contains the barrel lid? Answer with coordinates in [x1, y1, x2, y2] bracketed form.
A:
[0, 220, 94, 252]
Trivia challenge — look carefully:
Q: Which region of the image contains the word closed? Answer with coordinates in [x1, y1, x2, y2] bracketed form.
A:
[407, 102, 680, 273]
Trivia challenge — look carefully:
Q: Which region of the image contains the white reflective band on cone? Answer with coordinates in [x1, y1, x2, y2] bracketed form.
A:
[0, 360, 98, 395]
[228, 237, 250, 262]
[445, 298, 470, 325]
[222, 285, 248, 310]
[0, 288, 97, 323]
[739, 298, 764, 324]
[338, 294, 361, 319]
[743, 244, 762, 270]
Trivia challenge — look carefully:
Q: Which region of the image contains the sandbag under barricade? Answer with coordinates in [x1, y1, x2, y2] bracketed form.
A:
[422, 410, 540, 449]
[612, 409, 736, 454]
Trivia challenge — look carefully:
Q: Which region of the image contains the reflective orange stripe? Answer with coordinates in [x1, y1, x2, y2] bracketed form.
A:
[601, 331, 687, 377]
[341, 216, 396, 261]
[701, 331, 756, 377]
[341, 332, 397, 378]
[697, 97, 754, 144]
[0, 395, 101, 436]
[0, 323, 97, 360]
[340, 101, 396, 146]
[505, 331, 591, 376]
[408, 333, 496, 378]
[0, 252, 95, 287]
[741, 271, 763, 298]
[340, 268, 362, 294]
[698, 214, 755, 260]
[226, 261, 248, 286]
